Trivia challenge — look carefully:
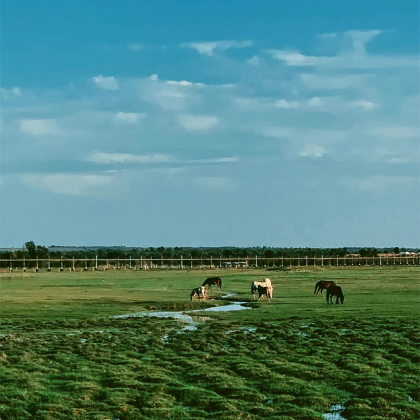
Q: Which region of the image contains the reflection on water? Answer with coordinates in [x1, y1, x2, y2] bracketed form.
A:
[323, 403, 346, 420]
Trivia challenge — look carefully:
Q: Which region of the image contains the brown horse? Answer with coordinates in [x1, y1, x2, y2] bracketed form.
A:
[314, 280, 336, 297]
[202, 277, 222, 289]
[326, 285, 344, 304]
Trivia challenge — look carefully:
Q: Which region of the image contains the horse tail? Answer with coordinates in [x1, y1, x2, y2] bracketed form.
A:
[314, 281, 320, 295]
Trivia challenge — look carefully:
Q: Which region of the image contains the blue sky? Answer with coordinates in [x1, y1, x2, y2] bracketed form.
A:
[1, 0, 419, 248]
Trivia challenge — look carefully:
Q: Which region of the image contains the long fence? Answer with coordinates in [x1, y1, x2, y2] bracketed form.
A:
[1, 255, 419, 272]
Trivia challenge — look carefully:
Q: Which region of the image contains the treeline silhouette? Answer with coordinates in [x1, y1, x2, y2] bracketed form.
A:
[1, 241, 413, 261]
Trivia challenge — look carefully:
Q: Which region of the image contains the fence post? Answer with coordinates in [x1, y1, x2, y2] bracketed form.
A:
[181, 255, 183, 269]
[321, 255, 324, 267]
[281, 255, 284, 267]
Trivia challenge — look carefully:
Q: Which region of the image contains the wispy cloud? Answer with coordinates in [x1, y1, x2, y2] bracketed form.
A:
[21, 173, 116, 196]
[299, 144, 326, 158]
[273, 96, 375, 112]
[166, 79, 206, 87]
[345, 175, 418, 191]
[1, 86, 22, 99]
[180, 40, 253, 56]
[91, 75, 119, 91]
[115, 112, 146, 124]
[127, 42, 143, 51]
[370, 126, 419, 139]
[246, 55, 261, 66]
[188, 157, 239, 164]
[178, 114, 219, 131]
[88, 152, 169, 164]
[20, 119, 59, 136]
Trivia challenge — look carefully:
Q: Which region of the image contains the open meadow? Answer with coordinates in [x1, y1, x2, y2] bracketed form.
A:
[0, 266, 419, 420]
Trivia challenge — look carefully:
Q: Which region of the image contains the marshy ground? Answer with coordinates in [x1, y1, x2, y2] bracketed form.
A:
[0, 267, 419, 419]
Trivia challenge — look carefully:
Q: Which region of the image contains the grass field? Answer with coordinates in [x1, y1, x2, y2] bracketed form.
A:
[1, 267, 419, 419]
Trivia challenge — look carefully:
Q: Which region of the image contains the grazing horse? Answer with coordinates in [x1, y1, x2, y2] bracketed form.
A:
[314, 280, 336, 297]
[202, 277, 222, 289]
[257, 285, 271, 301]
[190, 286, 208, 301]
[251, 278, 273, 299]
[326, 285, 344, 304]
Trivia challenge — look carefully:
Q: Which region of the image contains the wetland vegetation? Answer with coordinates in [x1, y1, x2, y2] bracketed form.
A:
[1, 267, 419, 419]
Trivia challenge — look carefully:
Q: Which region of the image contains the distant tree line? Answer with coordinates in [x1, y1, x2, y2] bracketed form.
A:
[0, 242, 415, 262]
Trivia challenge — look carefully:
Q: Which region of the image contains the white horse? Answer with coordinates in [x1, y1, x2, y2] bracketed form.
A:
[251, 278, 273, 300]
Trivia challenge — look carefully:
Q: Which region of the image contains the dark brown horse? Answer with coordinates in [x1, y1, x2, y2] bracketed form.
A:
[314, 280, 336, 297]
[202, 277, 222, 289]
[326, 285, 344, 304]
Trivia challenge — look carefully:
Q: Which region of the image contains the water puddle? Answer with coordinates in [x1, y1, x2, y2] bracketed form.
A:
[112, 298, 251, 341]
[195, 302, 251, 312]
[226, 327, 257, 335]
[112, 311, 195, 324]
[221, 293, 236, 298]
[323, 403, 346, 420]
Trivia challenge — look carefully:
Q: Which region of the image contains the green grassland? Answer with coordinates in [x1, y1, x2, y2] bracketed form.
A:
[1, 267, 419, 419]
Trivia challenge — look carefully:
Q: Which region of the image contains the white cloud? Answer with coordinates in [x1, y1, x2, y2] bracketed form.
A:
[150, 74, 159, 81]
[181, 40, 253, 56]
[20, 119, 59, 136]
[166, 80, 206, 87]
[115, 112, 145, 124]
[91, 75, 119, 91]
[266, 49, 321, 66]
[88, 152, 169, 164]
[21, 173, 116, 196]
[299, 144, 326, 158]
[178, 114, 219, 131]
